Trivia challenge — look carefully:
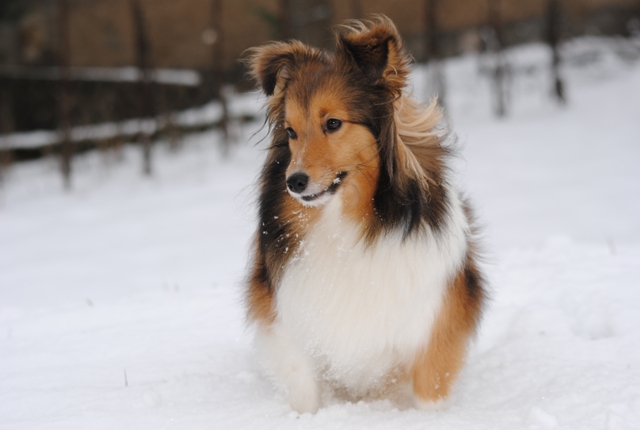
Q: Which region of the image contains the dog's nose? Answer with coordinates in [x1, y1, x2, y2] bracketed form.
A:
[286, 173, 309, 194]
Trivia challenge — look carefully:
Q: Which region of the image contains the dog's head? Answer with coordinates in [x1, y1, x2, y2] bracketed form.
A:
[248, 17, 413, 209]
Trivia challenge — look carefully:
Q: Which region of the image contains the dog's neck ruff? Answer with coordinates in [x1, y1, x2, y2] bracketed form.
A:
[274, 191, 469, 395]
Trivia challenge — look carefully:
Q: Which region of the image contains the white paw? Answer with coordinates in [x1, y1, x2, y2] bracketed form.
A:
[287, 380, 320, 414]
[255, 324, 321, 413]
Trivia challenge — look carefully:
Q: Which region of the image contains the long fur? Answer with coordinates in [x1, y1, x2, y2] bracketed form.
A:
[245, 16, 485, 413]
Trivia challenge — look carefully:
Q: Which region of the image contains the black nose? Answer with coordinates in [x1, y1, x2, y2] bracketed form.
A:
[286, 172, 309, 194]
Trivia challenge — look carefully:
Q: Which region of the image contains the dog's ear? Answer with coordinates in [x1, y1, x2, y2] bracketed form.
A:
[247, 42, 293, 96]
[335, 17, 410, 94]
[247, 41, 322, 97]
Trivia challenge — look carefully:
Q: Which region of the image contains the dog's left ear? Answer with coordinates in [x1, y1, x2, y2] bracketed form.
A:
[335, 17, 410, 94]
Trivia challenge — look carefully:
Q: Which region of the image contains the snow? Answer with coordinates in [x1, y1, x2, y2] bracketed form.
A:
[2, 39, 640, 429]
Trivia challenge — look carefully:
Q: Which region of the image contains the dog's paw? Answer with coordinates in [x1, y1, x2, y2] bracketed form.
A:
[286, 380, 320, 414]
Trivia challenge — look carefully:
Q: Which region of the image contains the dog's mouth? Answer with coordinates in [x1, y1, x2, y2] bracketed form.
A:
[298, 171, 348, 204]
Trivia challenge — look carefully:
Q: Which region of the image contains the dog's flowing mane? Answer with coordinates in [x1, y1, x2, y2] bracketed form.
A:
[245, 17, 454, 298]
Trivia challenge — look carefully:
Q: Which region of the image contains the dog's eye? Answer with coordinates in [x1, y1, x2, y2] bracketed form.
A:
[285, 127, 297, 139]
[326, 118, 342, 132]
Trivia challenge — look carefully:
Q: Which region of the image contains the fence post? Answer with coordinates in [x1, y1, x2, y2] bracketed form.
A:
[547, 0, 566, 104]
[279, 0, 293, 40]
[57, 0, 73, 189]
[130, 0, 154, 176]
[488, 0, 508, 117]
[211, 0, 230, 155]
[350, 0, 362, 18]
[424, 0, 446, 107]
[0, 82, 14, 182]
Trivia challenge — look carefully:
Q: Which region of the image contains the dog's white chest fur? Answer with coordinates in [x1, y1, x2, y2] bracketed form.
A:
[273, 196, 468, 394]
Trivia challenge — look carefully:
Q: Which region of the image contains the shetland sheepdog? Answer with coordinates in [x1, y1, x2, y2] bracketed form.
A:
[245, 16, 485, 413]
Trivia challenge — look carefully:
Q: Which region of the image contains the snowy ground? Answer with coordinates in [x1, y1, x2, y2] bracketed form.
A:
[1, 39, 640, 429]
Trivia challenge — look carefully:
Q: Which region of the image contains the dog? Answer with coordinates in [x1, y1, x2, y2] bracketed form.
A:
[245, 16, 485, 413]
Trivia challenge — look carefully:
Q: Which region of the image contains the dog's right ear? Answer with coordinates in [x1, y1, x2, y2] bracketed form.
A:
[247, 41, 312, 97]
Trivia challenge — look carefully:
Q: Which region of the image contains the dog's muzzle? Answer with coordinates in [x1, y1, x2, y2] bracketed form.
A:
[285, 171, 348, 204]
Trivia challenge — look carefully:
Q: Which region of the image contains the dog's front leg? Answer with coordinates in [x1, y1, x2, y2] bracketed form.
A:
[255, 322, 320, 413]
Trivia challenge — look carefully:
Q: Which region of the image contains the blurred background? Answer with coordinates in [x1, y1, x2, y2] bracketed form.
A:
[0, 0, 639, 186]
